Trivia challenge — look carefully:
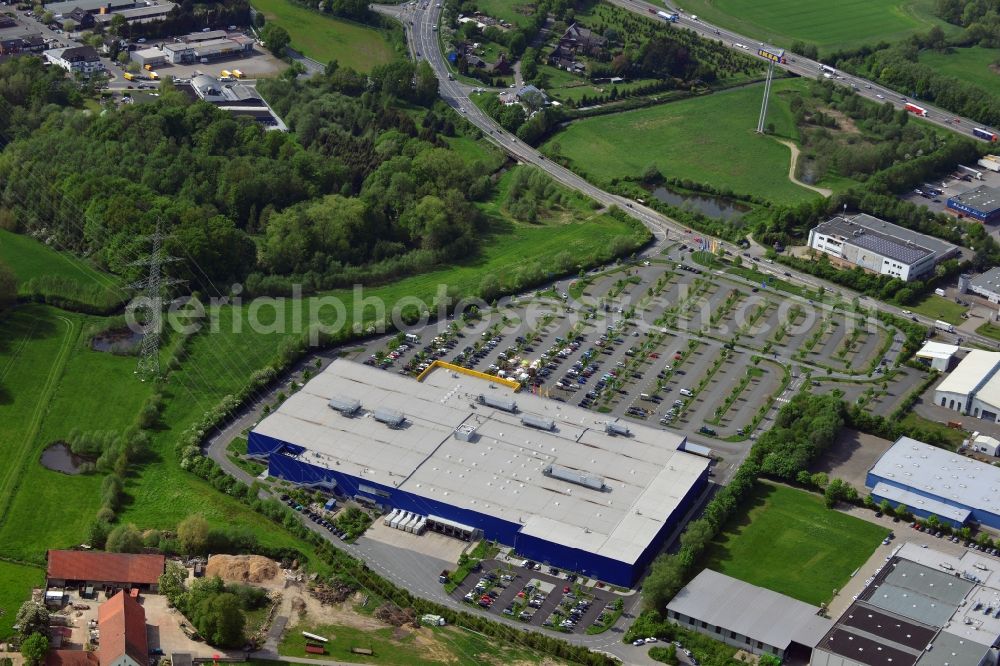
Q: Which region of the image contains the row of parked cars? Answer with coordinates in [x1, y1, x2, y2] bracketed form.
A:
[279, 494, 348, 541]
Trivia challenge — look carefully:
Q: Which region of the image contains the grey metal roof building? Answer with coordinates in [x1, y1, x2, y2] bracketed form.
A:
[666, 569, 833, 660]
[812, 543, 997, 666]
[45, 0, 136, 15]
[966, 266, 1000, 303]
[248, 359, 709, 585]
[807, 214, 958, 282]
[948, 185, 1000, 224]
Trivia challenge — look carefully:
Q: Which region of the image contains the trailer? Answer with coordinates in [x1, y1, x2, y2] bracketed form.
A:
[390, 511, 409, 529]
[978, 155, 1000, 173]
[820, 64, 836, 75]
[974, 128, 999, 143]
[383, 508, 399, 526]
[655, 10, 677, 21]
[904, 103, 927, 117]
[935, 320, 955, 334]
[959, 164, 984, 180]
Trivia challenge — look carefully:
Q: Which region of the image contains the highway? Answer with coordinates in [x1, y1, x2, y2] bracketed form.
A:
[610, 0, 996, 141]
[375, 0, 1000, 350]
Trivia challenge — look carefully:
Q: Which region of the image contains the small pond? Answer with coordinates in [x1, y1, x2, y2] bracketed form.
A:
[40, 443, 91, 475]
[650, 185, 750, 222]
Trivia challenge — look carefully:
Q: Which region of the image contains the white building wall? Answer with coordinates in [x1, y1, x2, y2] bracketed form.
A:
[666, 611, 784, 659]
[936, 389, 969, 413]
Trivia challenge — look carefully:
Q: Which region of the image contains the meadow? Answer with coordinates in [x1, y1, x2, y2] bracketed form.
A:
[0, 229, 122, 309]
[250, 0, 396, 71]
[702, 482, 887, 605]
[907, 294, 968, 325]
[544, 79, 819, 206]
[918, 46, 1000, 95]
[672, 0, 954, 54]
[0, 561, 44, 638]
[280, 621, 562, 665]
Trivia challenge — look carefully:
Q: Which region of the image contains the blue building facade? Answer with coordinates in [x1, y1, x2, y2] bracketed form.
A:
[865, 471, 999, 529]
[249, 431, 707, 586]
[947, 191, 1000, 224]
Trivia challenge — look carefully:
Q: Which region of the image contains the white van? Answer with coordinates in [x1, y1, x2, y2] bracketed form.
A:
[679, 388, 693, 397]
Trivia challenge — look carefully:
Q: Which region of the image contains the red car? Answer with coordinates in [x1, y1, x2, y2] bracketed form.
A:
[563, 586, 571, 594]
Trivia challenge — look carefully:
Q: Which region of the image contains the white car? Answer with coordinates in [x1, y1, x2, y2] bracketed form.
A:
[876, 94, 885, 99]
[645, 637, 658, 643]
[901, 310, 912, 315]
[632, 639, 646, 646]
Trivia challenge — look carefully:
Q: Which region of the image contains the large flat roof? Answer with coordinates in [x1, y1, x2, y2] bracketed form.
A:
[871, 482, 970, 524]
[949, 185, 1000, 215]
[813, 214, 957, 266]
[665, 569, 833, 650]
[46, 0, 135, 14]
[915, 341, 959, 362]
[252, 359, 708, 564]
[969, 266, 1000, 296]
[868, 436, 1000, 517]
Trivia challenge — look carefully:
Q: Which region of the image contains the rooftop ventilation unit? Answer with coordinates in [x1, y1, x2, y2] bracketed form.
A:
[543, 464, 607, 492]
[454, 423, 479, 442]
[521, 414, 555, 431]
[605, 421, 630, 437]
[477, 394, 518, 413]
[328, 396, 361, 416]
[373, 407, 406, 428]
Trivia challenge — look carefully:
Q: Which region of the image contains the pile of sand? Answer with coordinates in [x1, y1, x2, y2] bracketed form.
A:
[206, 554, 279, 584]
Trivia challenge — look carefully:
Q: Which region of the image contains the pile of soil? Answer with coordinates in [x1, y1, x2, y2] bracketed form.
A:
[206, 554, 279, 584]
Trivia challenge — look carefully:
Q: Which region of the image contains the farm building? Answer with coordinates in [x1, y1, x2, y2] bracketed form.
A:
[45, 591, 146, 666]
[811, 542, 999, 666]
[947, 185, 1000, 224]
[248, 359, 709, 586]
[866, 436, 1000, 528]
[806, 213, 958, 282]
[98, 591, 147, 666]
[934, 349, 1000, 421]
[46, 551, 165, 591]
[666, 569, 832, 661]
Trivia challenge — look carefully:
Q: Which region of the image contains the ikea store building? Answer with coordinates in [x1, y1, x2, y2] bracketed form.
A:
[248, 359, 710, 586]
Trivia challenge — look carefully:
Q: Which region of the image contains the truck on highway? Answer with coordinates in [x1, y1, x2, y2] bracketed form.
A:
[904, 103, 927, 117]
[656, 10, 678, 21]
[974, 127, 999, 143]
[820, 64, 836, 76]
[935, 320, 956, 334]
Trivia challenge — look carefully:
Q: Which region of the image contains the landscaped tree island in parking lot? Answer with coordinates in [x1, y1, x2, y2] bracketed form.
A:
[5, 0, 1000, 663]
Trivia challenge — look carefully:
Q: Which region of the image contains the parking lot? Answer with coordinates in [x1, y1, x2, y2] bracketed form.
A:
[346, 249, 926, 446]
[900, 165, 1000, 243]
[449, 557, 621, 635]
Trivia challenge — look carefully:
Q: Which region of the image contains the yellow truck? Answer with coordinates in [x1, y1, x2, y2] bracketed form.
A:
[123, 72, 135, 81]
[148, 71, 159, 80]
[232, 69, 244, 79]
[143, 64, 152, 71]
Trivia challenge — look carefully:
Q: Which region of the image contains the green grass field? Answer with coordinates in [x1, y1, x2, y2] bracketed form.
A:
[918, 46, 1000, 94]
[0, 229, 121, 307]
[251, 0, 395, 72]
[470, 0, 535, 28]
[673, 0, 954, 54]
[703, 482, 887, 605]
[0, 561, 44, 638]
[544, 79, 818, 205]
[280, 622, 560, 665]
[907, 294, 967, 324]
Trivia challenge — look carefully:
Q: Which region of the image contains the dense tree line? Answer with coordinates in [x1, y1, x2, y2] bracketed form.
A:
[125, 0, 250, 41]
[159, 566, 257, 648]
[642, 392, 844, 610]
[0, 58, 520, 296]
[825, 14, 1000, 128]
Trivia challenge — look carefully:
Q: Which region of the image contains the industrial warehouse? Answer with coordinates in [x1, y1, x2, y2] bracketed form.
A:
[806, 213, 959, 282]
[866, 436, 1000, 528]
[947, 185, 1000, 224]
[248, 359, 710, 586]
[811, 543, 1000, 666]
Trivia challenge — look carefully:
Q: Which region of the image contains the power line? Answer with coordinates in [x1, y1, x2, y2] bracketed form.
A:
[128, 221, 185, 380]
